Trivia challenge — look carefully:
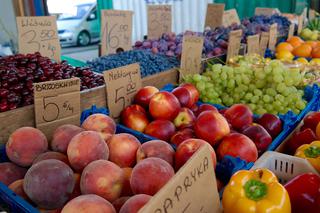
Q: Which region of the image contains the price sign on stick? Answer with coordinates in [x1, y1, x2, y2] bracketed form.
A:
[16, 16, 61, 62]
[223, 9, 240, 27]
[227, 30, 242, 61]
[247, 34, 260, 55]
[288, 23, 295, 39]
[147, 5, 172, 39]
[268, 23, 278, 51]
[205, 3, 225, 29]
[104, 63, 142, 119]
[101, 10, 133, 56]
[180, 36, 204, 80]
[260, 31, 270, 56]
[255, 8, 280, 16]
[34, 78, 80, 139]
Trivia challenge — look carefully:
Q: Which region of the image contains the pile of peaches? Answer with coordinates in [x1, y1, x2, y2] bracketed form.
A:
[1, 113, 216, 212]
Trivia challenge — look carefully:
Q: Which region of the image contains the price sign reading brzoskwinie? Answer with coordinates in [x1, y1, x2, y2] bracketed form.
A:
[34, 78, 80, 138]
[104, 63, 142, 119]
[147, 5, 172, 39]
[101, 10, 133, 56]
[16, 16, 61, 62]
[180, 36, 204, 80]
[205, 3, 225, 29]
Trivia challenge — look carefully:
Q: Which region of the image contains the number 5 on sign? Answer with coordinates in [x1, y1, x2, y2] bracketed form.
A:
[103, 64, 142, 119]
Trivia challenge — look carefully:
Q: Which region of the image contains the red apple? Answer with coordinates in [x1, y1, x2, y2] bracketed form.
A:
[175, 139, 216, 170]
[242, 124, 272, 154]
[149, 91, 181, 120]
[256, 113, 282, 138]
[173, 108, 196, 129]
[134, 86, 159, 108]
[285, 128, 317, 155]
[224, 104, 253, 130]
[170, 128, 195, 147]
[180, 83, 199, 104]
[217, 133, 258, 162]
[121, 105, 149, 132]
[172, 87, 193, 108]
[302, 112, 320, 132]
[194, 111, 230, 146]
[196, 104, 219, 116]
[144, 120, 176, 141]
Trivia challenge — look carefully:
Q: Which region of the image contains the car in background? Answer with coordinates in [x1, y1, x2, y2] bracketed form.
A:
[57, 3, 99, 46]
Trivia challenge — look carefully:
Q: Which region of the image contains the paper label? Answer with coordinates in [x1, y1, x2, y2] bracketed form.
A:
[255, 7, 280, 16]
[227, 30, 242, 61]
[268, 23, 278, 50]
[223, 9, 240, 27]
[101, 10, 133, 55]
[260, 31, 270, 56]
[147, 5, 172, 39]
[16, 16, 61, 62]
[247, 34, 260, 55]
[34, 78, 80, 138]
[140, 144, 221, 213]
[288, 23, 295, 39]
[180, 36, 204, 80]
[104, 63, 142, 119]
[205, 4, 225, 29]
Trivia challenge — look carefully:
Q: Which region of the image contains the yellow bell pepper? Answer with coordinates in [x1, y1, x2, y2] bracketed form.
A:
[222, 168, 291, 213]
[295, 140, 320, 172]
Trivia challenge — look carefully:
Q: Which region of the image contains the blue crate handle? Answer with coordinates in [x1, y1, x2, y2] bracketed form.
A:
[80, 105, 109, 125]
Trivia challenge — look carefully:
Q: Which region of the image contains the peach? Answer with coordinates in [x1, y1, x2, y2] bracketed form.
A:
[33, 151, 69, 165]
[6, 127, 48, 167]
[8, 179, 29, 201]
[82, 113, 116, 142]
[80, 160, 124, 202]
[108, 133, 141, 168]
[61, 194, 116, 213]
[0, 162, 27, 186]
[51, 124, 84, 154]
[130, 157, 174, 195]
[121, 167, 133, 196]
[136, 140, 175, 166]
[24, 159, 75, 209]
[67, 131, 109, 172]
[119, 194, 152, 213]
[112, 196, 130, 212]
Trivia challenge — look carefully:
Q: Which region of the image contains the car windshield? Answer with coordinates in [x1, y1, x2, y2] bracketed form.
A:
[58, 4, 92, 20]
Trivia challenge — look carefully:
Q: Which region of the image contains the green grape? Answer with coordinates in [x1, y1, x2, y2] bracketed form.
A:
[221, 72, 227, 80]
[193, 74, 202, 82]
[296, 100, 306, 110]
[227, 79, 235, 89]
[267, 75, 274, 83]
[242, 75, 251, 84]
[284, 77, 293, 86]
[212, 64, 222, 73]
[256, 108, 267, 114]
[276, 83, 286, 93]
[256, 80, 266, 89]
[282, 88, 290, 97]
[273, 75, 283, 83]
[251, 96, 259, 103]
[264, 66, 272, 74]
[292, 108, 300, 114]
[248, 85, 255, 92]
[248, 103, 256, 111]
[256, 71, 266, 80]
[266, 88, 277, 96]
[263, 95, 271, 103]
[265, 104, 273, 112]
[245, 93, 253, 101]
[254, 89, 263, 97]
[196, 82, 206, 92]
[235, 75, 242, 85]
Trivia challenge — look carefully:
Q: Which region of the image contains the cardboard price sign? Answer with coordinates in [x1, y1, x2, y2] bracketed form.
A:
[268, 23, 278, 51]
[223, 9, 240, 27]
[298, 8, 307, 34]
[16, 16, 61, 62]
[140, 144, 221, 213]
[34, 78, 80, 138]
[205, 3, 225, 29]
[259, 31, 270, 56]
[180, 36, 204, 80]
[288, 23, 295, 39]
[247, 34, 260, 55]
[227, 30, 242, 61]
[101, 10, 133, 56]
[147, 5, 172, 39]
[255, 7, 280, 16]
[104, 63, 142, 119]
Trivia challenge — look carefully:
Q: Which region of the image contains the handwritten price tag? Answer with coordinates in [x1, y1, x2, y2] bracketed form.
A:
[227, 30, 242, 61]
[255, 7, 280, 16]
[205, 4, 225, 29]
[180, 36, 204, 80]
[16, 16, 61, 62]
[288, 23, 295, 39]
[104, 63, 142, 119]
[101, 10, 133, 56]
[223, 9, 240, 27]
[247, 34, 260, 55]
[34, 78, 80, 138]
[260, 31, 270, 56]
[268, 23, 278, 51]
[148, 5, 172, 39]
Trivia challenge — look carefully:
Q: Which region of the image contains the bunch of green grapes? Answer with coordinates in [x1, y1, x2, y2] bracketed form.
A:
[184, 60, 307, 115]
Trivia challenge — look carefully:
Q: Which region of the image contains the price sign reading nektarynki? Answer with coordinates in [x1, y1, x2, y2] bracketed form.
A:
[34, 78, 80, 138]
[16, 16, 61, 62]
[205, 3, 225, 29]
[104, 64, 142, 119]
[180, 36, 204, 80]
[227, 30, 242, 61]
[147, 5, 172, 39]
[101, 10, 133, 56]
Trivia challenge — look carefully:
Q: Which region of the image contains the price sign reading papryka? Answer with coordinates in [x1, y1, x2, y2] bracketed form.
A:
[104, 63, 142, 119]
[180, 36, 204, 80]
[223, 9, 240, 27]
[247, 34, 260, 55]
[205, 3, 225, 29]
[16, 16, 61, 62]
[147, 5, 172, 39]
[268, 23, 278, 51]
[227, 30, 242, 61]
[34, 78, 80, 138]
[101, 10, 133, 56]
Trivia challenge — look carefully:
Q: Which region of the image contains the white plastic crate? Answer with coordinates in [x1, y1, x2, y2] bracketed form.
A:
[252, 151, 319, 184]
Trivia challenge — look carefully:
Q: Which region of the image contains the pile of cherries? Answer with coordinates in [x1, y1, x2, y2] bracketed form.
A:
[0, 52, 104, 112]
